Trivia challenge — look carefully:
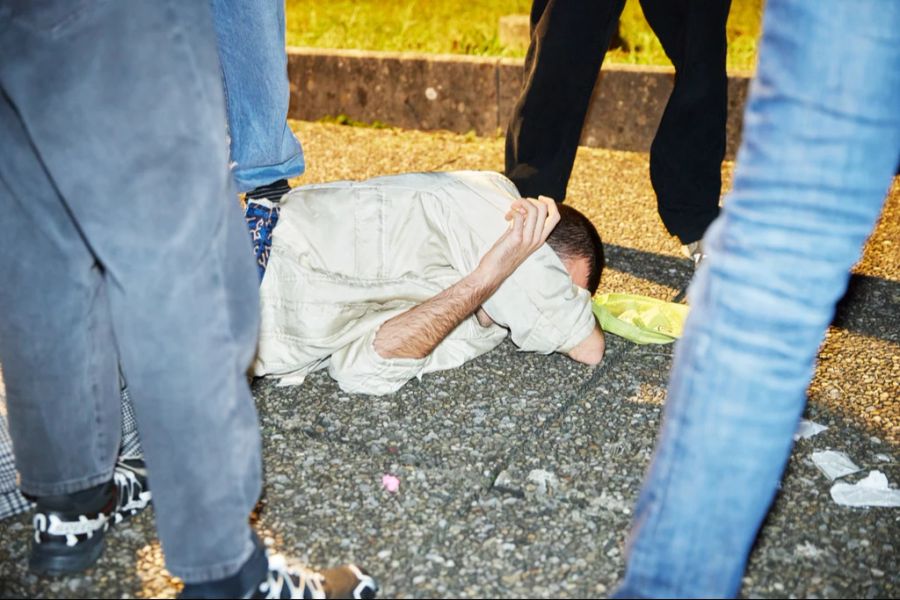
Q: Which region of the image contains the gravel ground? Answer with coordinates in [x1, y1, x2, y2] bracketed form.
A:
[0, 122, 897, 598]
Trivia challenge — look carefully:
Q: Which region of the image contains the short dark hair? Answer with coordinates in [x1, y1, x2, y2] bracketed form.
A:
[546, 204, 605, 295]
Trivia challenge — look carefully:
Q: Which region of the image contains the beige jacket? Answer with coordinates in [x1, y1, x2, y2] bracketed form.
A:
[254, 170, 595, 395]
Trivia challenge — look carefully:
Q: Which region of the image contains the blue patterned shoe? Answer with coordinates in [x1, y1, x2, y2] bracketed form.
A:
[245, 198, 281, 282]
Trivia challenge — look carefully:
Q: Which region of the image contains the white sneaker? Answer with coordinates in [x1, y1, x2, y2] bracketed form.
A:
[682, 240, 707, 269]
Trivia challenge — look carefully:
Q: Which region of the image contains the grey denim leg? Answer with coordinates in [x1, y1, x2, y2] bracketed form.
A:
[0, 94, 122, 497]
[0, 0, 261, 583]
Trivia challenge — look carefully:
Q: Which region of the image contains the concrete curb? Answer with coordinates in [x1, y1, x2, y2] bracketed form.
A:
[287, 46, 752, 158]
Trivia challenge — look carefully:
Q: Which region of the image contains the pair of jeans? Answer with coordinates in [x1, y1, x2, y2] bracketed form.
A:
[615, 0, 900, 596]
[0, 0, 262, 584]
[505, 0, 729, 244]
[210, 0, 305, 193]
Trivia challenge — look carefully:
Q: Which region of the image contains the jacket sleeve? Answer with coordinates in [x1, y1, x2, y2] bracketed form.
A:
[483, 245, 597, 354]
[327, 327, 426, 396]
[327, 316, 508, 395]
[438, 173, 597, 354]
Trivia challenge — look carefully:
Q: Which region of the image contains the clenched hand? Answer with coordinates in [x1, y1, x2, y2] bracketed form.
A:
[477, 196, 560, 281]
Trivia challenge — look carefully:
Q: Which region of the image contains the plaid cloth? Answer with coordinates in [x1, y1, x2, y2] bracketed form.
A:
[0, 409, 31, 520]
[0, 382, 142, 521]
[119, 385, 141, 459]
[245, 198, 281, 281]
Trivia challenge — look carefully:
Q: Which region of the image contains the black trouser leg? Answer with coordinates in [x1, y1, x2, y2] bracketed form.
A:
[504, 0, 626, 201]
[641, 0, 731, 244]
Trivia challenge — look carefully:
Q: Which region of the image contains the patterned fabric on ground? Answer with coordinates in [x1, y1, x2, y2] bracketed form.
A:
[119, 385, 142, 459]
[245, 198, 281, 281]
[0, 410, 32, 520]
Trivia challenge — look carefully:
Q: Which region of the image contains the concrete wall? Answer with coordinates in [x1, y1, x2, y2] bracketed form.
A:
[287, 47, 751, 158]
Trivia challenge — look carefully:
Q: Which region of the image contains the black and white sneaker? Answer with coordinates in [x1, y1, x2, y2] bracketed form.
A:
[252, 555, 378, 599]
[112, 457, 151, 524]
[180, 533, 378, 600]
[29, 481, 116, 575]
[28, 458, 151, 575]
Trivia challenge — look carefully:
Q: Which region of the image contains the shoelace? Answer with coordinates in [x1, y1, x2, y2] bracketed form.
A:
[33, 511, 109, 547]
[112, 467, 150, 523]
[257, 554, 327, 599]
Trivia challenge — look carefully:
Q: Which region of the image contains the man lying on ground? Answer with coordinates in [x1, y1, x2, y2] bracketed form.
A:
[249, 170, 606, 395]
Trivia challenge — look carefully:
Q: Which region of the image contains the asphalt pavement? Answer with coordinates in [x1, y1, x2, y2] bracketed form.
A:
[0, 121, 897, 598]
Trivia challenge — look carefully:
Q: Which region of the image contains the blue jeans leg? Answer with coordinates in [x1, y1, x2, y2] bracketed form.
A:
[210, 0, 305, 192]
[615, 1, 900, 597]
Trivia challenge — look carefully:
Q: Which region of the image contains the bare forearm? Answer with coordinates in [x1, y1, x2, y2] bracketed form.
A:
[567, 325, 605, 366]
[374, 268, 499, 359]
[375, 196, 559, 360]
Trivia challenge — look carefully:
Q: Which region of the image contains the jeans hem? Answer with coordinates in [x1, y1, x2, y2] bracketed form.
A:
[168, 533, 256, 584]
[233, 154, 305, 193]
[19, 468, 115, 497]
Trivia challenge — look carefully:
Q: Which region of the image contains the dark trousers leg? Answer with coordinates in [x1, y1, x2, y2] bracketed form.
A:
[504, 0, 626, 201]
[641, 0, 731, 244]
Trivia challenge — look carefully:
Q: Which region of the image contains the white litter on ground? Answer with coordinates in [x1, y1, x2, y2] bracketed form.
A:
[794, 541, 822, 559]
[526, 469, 559, 495]
[794, 419, 828, 441]
[811, 450, 861, 481]
[830, 471, 900, 508]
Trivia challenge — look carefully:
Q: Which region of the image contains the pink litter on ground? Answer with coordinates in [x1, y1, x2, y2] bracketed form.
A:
[382, 474, 400, 493]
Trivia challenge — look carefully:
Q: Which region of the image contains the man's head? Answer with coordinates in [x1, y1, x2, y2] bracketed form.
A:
[546, 204, 605, 295]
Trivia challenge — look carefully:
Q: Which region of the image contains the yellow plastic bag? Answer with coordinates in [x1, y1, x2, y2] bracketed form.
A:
[592, 293, 690, 345]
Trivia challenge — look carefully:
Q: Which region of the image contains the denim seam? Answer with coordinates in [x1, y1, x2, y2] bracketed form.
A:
[89, 277, 109, 477]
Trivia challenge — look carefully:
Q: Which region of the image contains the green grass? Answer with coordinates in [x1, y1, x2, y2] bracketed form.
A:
[285, 0, 763, 71]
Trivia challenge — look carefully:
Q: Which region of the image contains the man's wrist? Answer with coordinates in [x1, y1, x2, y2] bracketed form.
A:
[467, 264, 505, 300]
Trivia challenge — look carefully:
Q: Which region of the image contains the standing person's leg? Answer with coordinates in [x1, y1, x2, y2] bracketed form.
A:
[639, 0, 730, 250]
[210, 0, 304, 196]
[0, 0, 261, 583]
[0, 86, 123, 571]
[614, 1, 900, 597]
[504, 0, 625, 201]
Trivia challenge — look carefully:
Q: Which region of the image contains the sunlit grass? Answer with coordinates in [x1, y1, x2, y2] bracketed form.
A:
[286, 0, 532, 58]
[286, 0, 762, 71]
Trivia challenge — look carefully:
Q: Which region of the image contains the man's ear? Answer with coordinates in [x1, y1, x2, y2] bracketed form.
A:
[562, 255, 591, 290]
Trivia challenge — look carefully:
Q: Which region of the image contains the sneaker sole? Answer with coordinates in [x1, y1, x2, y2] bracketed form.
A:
[29, 535, 106, 576]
